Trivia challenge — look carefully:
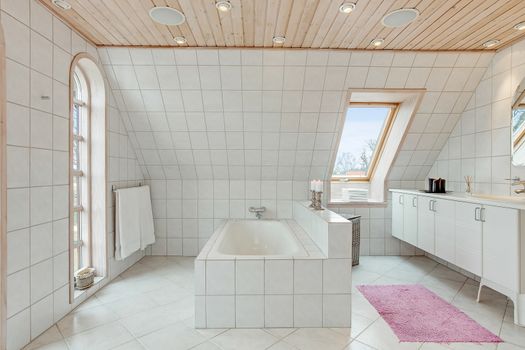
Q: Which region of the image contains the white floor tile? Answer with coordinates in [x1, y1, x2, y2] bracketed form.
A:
[210, 329, 279, 350]
[23, 255, 522, 350]
[282, 328, 351, 350]
[65, 321, 133, 350]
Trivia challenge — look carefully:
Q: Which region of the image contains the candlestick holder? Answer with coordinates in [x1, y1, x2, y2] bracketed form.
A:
[309, 190, 316, 208]
[313, 191, 324, 211]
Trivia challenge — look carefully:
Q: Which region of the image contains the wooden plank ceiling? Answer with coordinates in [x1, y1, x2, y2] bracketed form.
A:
[38, 0, 525, 50]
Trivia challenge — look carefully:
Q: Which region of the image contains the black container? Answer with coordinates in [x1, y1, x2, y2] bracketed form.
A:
[428, 178, 446, 193]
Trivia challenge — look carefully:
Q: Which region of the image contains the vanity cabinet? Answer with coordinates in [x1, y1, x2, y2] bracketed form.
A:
[390, 189, 525, 326]
[403, 194, 418, 246]
[392, 192, 404, 240]
[434, 199, 455, 263]
[482, 206, 519, 292]
[454, 202, 482, 276]
[392, 192, 418, 246]
[417, 196, 435, 253]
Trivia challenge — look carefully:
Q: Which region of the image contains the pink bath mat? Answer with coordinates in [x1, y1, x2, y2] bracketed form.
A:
[357, 284, 502, 343]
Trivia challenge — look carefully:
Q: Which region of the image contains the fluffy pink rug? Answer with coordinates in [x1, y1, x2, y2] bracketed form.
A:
[357, 284, 502, 343]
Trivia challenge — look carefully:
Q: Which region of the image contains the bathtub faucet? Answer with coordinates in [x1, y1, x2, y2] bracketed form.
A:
[249, 206, 266, 219]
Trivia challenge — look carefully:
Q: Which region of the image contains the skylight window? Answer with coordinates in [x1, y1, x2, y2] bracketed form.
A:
[332, 104, 396, 180]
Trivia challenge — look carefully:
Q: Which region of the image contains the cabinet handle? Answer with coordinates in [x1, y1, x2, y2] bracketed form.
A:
[432, 200, 437, 212]
[474, 207, 480, 221]
[412, 197, 417, 207]
[428, 200, 432, 211]
[480, 208, 486, 222]
[399, 195, 404, 205]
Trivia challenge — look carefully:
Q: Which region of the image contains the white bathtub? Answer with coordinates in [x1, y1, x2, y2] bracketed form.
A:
[209, 220, 308, 258]
[195, 208, 353, 329]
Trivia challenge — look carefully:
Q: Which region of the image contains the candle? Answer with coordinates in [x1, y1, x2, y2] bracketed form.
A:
[310, 180, 315, 191]
[315, 180, 323, 192]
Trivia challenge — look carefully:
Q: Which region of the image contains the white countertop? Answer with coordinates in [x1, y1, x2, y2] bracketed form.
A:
[298, 201, 351, 223]
[390, 189, 525, 210]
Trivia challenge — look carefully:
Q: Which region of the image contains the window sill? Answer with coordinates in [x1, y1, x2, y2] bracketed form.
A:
[327, 200, 387, 208]
[73, 276, 105, 300]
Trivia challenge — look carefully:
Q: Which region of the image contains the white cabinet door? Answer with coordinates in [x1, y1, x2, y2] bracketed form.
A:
[403, 195, 418, 246]
[455, 202, 482, 276]
[482, 205, 519, 292]
[392, 193, 404, 240]
[435, 199, 455, 263]
[418, 196, 435, 254]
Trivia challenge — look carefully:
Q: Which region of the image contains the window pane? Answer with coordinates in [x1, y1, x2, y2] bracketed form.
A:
[73, 176, 81, 208]
[73, 104, 80, 135]
[332, 107, 391, 178]
[513, 108, 525, 137]
[73, 247, 80, 274]
[73, 139, 80, 171]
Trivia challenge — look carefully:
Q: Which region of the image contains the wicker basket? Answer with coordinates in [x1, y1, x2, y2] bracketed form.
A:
[344, 215, 361, 266]
[74, 267, 95, 290]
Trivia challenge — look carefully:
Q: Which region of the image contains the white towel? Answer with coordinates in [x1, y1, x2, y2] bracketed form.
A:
[138, 185, 155, 249]
[115, 188, 141, 260]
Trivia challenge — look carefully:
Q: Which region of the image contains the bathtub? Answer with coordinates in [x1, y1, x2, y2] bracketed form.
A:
[209, 220, 308, 258]
[195, 206, 353, 329]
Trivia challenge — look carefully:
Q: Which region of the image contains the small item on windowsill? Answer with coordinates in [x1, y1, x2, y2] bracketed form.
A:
[465, 176, 473, 195]
[74, 267, 95, 290]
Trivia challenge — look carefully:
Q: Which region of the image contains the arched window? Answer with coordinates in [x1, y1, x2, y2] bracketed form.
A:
[69, 54, 106, 298]
[72, 68, 90, 274]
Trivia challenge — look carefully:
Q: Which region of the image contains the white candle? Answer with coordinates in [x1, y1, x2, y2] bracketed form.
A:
[315, 180, 323, 192]
[310, 180, 315, 191]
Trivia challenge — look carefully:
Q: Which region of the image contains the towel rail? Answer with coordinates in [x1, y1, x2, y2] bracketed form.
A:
[112, 182, 143, 192]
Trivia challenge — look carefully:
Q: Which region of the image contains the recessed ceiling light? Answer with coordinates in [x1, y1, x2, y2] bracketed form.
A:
[483, 39, 500, 48]
[174, 36, 187, 45]
[339, 3, 356, 14]
[52, 0, 71, 10]
[149, 7, 185, 26]
[371, 38, 384, 47]
[514, 22, 525, 30]
[272, 36, 286, 44]
[382, 8, 419, 28]
[216, 1, 232, 12]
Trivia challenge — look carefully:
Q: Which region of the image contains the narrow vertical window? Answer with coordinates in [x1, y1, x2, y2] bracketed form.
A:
[72, 69, 91, 274]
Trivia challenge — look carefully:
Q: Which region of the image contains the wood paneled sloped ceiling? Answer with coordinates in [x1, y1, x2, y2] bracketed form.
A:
[39, 0, 525, 51]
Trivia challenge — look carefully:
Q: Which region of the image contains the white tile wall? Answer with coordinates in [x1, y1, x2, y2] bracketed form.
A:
[99, 46, 492, 257]
[99, 47, 492, 184]
[429, 39, 525, 196]
[2, 1, 144, 349]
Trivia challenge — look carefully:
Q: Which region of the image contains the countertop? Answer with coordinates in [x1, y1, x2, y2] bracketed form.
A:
[389, 189, 525, 210]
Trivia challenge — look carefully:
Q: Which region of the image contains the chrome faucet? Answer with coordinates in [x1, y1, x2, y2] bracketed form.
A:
[249, 206, 266, 219]
[508, 177, 525, 194]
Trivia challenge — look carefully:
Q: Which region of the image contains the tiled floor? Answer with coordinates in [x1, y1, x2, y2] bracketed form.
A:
[24, 256, 525, 350]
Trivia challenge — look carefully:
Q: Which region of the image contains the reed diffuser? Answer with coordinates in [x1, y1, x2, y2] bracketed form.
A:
[464, 175, 473, 195]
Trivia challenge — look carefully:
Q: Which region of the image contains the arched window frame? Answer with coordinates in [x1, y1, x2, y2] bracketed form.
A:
[71, 66, 92, 274]
[69, 53, 107, 301]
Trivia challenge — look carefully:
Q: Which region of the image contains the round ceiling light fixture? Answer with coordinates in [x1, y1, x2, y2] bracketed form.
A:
[382, 8, 419, 28]
[216, 1, 232, 12]
[514, 22, 525, 31]
[339, 3, 356, 14]
[371, 38, 384, 47]
[149, 6, 186, 26]
[52, 0, 71, 10]
[272, 36, 286, 44]
[174, 36, 187, 45]
[483, 39, 500, 48]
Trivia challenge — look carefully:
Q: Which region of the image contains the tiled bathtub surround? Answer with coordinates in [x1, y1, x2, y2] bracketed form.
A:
[195, 204, 353, 328]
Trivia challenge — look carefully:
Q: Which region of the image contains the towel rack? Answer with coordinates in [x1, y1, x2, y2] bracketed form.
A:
[112, 182, 143, 192]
